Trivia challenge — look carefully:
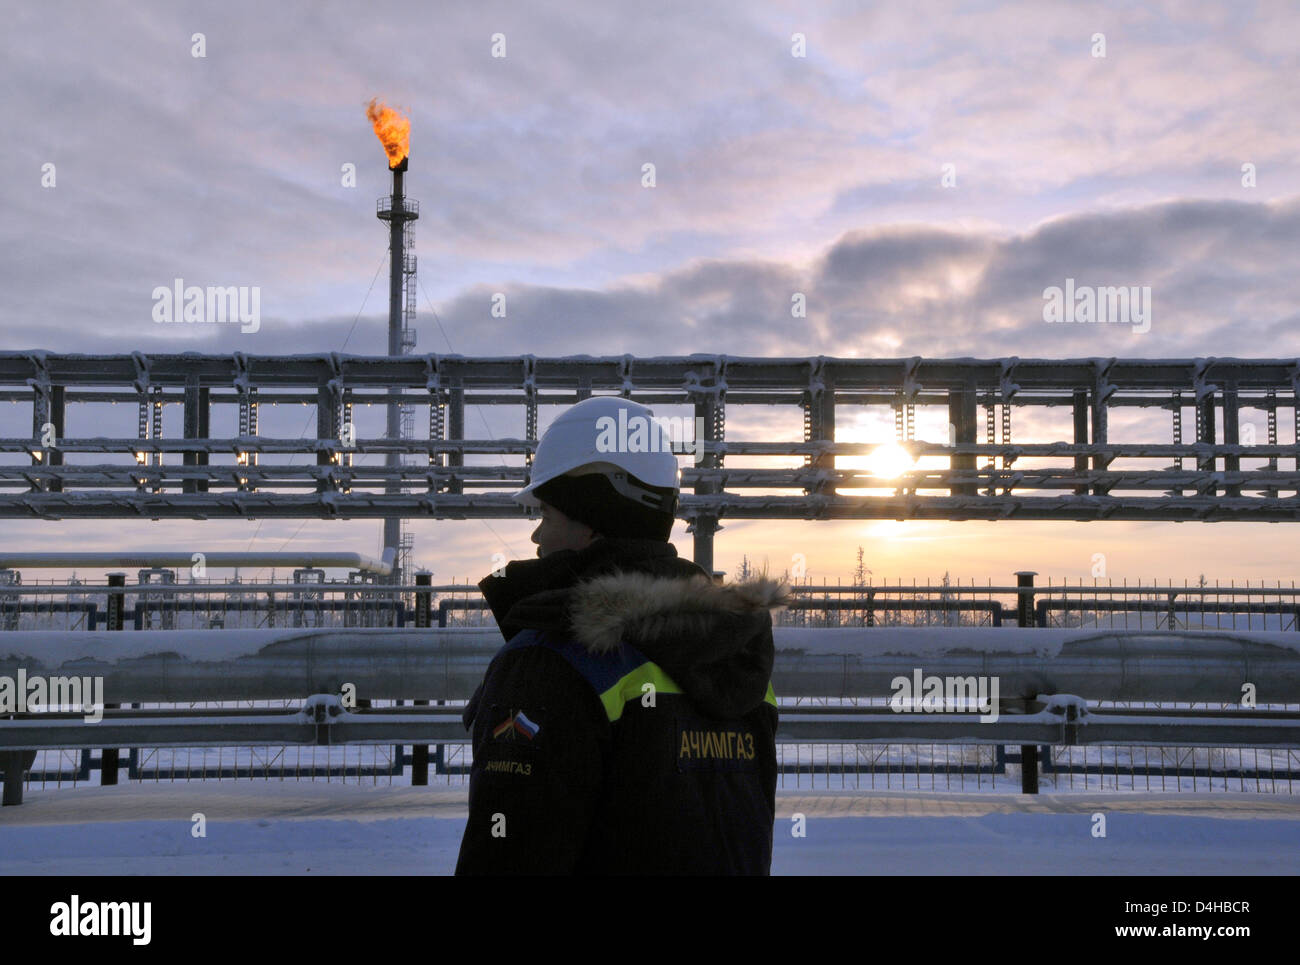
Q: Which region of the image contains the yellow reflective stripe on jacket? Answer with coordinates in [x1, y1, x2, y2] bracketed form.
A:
[597, 666, 779, 721]
[598, 661, 683, 722]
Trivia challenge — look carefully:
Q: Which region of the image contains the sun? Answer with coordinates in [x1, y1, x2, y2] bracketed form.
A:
[865, 443, 915, 480]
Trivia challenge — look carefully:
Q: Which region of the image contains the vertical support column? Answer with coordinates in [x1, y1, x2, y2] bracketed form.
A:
[804, 364, 836, 484]
[47, 385, 64, 493]
[182, 375, 208, 494]
[1020, 739, 1040, 795]
[150, 386, 164, 493]
[983, 402, 996, 496]
[1265, 388, 1278, 500]
[198, 387, 209, 493]
[1196, 385, 1216, 493]
[382, 383, 403, 573]
[692, 393, 720, 573]
[1169, 390, 1184, 498]
[1015, 570, 1038, 628]
[1223, 379, 1240, 498]
[893, 396, 912, 497]
[411, 571, 432, 786]
[102, 572, 126, 786]
[29, 384, 48, 493]
[413, 571, 432, 628]
[1014, 569, 1039, 794]
[248, 388, 258, 482]
[818, 371, 836, 486]
[819, 374, 836, 477]
[523, 357, 538, 473]
[525, 396, 538, 468]
[316, 381, 339, 493]
[947, 379, 977, 497]
[137, 393, 150, 494]
[237, 391, 251, 491]
[1072, 389, 1089, 496]
[447, 381, 465, 496]
[800, 359, 835, 533]
[1, 752, 30, 806]
[340, 389, 353, 486]
[1294, 379, 1299, 500]
[1090, 376, 1112, 497]
[428, 385, 446, 493]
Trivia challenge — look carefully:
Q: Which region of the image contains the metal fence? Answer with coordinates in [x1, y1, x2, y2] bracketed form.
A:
[4, 572, 1298, 633]
[4, 573, 1300, 801]
[777, 576, 1300, 631]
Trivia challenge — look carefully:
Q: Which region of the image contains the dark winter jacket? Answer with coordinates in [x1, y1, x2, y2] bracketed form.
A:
[453, 537, 787, 875]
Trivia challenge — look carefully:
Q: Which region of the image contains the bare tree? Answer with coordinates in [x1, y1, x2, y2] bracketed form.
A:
[852, 546, 872, 625]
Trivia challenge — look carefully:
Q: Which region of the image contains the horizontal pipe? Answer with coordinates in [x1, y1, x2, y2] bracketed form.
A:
[2, 352, 1296, 390]
[0, 551, 393, 575]
[3, 703, 1297, 750]
[4, 494, 1300, 522]
[0, 582, 1294, 599]
[0, 389, 1292, 412]
[2, 626, 1299, 704]
[6, 467, 1299, 494]
[1, 437, 1297, 458]
[0, 583, 478, 596]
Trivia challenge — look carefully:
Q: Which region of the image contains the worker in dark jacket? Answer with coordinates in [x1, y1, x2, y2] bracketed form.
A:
[454, 396, 787, 875]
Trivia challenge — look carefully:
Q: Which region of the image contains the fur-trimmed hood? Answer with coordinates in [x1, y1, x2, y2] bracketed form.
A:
[478, 538, 790, 718]
[569, 570, 790, 653]
[571, 569, 788, 718]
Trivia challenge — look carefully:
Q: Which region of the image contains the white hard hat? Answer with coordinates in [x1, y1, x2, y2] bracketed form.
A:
[515, 396, 682, 510]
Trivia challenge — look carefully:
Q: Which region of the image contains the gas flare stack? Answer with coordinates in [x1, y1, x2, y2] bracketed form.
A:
[368, 99, 419, 584]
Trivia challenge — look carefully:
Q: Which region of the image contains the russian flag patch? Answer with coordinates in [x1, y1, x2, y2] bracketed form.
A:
[492, 710, 541, 741]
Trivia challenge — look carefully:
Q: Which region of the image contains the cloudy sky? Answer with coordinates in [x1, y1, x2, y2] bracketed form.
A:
[2, 0, 1299, 587]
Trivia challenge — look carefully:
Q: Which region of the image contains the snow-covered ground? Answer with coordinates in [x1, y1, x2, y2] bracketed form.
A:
[2, 783, 1297, 875]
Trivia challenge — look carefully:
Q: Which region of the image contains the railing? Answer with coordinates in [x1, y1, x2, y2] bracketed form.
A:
[375, 197, 419, 218]
[3, 624, 1299, 804]
[4, 574, 1299, 633]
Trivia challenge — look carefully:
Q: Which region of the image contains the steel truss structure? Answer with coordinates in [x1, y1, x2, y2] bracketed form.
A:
[3, 352, 1299, 569]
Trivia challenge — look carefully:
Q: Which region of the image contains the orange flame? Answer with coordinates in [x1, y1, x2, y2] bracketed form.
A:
[366, 97, 410, 167]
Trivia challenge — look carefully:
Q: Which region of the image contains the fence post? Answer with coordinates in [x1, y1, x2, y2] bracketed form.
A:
[1015, 570, 1037, 628]
[102, 572, 126, 786]
[411, 572, 432, 786]
[1014, 570, 1039, 794]
[414, 571, 432, 629]
[1, 750, 37, 806]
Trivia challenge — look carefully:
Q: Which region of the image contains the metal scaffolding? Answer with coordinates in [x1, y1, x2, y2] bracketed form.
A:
[2, 352, 1299, 568]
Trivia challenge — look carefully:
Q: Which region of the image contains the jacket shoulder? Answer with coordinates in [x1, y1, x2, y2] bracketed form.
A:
[502, 628, 680, 722]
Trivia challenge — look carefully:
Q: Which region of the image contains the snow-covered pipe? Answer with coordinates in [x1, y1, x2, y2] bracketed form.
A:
[772, 626, 1300, 704]
[2, 626, 1298, 704]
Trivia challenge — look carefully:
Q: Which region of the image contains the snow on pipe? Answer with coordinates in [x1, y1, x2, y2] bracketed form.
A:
[0, 550, 394, 575]
[2, 626, 1298, 704]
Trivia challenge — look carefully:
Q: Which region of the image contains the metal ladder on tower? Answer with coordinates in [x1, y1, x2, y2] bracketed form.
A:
[398, 220, 418, 580]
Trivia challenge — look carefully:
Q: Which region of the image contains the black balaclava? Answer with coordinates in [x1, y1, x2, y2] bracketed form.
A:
[532, 471, 676, 541]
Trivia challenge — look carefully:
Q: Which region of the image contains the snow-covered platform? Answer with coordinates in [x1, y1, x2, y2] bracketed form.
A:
[2, 783, 1297, 875]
